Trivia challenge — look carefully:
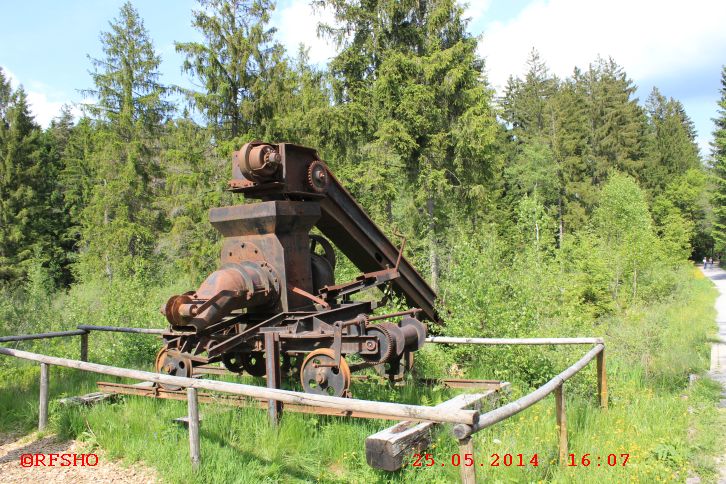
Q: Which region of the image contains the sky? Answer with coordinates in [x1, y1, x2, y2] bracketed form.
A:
[1, 0, 725, 157]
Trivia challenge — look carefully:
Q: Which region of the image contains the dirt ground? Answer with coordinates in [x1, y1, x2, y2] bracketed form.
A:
[0, 432, 158, 483]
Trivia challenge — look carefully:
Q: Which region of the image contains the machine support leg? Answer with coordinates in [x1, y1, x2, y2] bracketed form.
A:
[555, 384, 567, 465]
[597, 349, 608, 409]
[457, 436, 476, 484]
[187, 387, 201, 469]
[39, 363, 49, 431]
[80, 332, 89, 362]
[264, 332, 282, 425]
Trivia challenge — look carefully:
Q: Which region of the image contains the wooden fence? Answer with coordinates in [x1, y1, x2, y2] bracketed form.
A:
[0, 326, 607, 482]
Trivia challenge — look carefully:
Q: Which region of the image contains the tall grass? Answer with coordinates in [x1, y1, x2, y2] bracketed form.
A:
[0, 266, 721, 482]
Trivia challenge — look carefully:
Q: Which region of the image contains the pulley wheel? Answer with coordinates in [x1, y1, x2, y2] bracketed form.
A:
[222, 352, 246, 373]
[300, 349, 351, 397]
[241, 351, 267, 377]
[155, 346, 192, 391]
[281, 353, 303, 378]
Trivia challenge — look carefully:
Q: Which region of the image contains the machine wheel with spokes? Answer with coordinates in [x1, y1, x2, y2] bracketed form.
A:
[155, 346, 192, 391]
[300, 349, 351, 397]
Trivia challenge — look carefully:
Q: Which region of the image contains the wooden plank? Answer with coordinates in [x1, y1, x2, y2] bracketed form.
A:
[96, 381, 446, 422]
[59, 392, 116, 406]
[0, 347, 479, 425]
[365, 390, 501, 471]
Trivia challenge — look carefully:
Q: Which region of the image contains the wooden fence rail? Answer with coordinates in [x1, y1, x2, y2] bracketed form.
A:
[0, 326, 608, 483]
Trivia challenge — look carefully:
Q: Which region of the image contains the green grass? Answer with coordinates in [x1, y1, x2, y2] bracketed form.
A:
[0, 268, 723, 483]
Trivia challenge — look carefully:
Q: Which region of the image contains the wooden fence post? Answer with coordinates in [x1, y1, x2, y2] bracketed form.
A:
[80, 332, 89, 362]
[555, 384, 567, 465]
[457, 437, 476, 484]
[596, 349, 607, 409]
[187, 387, 200, 469]
[39, 363, 49, 431]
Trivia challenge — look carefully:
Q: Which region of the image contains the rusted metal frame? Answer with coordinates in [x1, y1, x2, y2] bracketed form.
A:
[452, 343, 605, 439]
[264, 332, 283, 425]
[319, 268, 399, 302]
[0, 347, 478, 425]
[0, 329, 88, 343]
[367, 309, 421, 322]
[426, 336, 604, 345]
[289, 284, 330, 309]
[207, 313, 288, 357]
[316, 171, 439, 323]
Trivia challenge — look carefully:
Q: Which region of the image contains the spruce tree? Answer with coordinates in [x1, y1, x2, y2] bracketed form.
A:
[712, 65, 726, 254]
[175, 0, 283, 141]
[78, 2, 169, 280]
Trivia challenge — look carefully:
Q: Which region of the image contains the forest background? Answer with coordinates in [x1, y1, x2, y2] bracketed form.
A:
[1, 0, 726, 482]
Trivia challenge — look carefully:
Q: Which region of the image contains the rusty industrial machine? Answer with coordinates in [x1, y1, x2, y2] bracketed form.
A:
[156, 142, 439, 397]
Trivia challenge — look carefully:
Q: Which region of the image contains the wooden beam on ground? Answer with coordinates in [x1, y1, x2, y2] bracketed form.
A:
[0, 347, 478, 425]
[59, 392, 116, 406]
[365, 389, 505, 471]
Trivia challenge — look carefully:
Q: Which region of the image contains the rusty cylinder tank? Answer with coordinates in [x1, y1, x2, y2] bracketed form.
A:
[164, 261, 279, 333]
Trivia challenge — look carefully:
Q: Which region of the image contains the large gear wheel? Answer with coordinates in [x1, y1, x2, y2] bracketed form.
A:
[360, 323, 395, 365]
[307, 160, 330, 193]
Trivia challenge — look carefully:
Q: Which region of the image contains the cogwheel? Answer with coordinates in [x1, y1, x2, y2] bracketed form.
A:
[307, 160, 330, 193]
[360, 323, 395, 365]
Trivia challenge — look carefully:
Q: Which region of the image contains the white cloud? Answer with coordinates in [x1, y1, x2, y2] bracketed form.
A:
[3, 67, 79, 127]
[478, 0, 726, 91]
[463, 0, 492, 26]
[273, 1, 338, 66]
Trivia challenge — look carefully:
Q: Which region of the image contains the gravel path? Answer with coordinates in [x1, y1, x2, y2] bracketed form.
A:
[0, 432, 158, 483]
[700, 264, 726, 483]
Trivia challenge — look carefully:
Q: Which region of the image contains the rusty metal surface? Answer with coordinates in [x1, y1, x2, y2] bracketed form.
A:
[158, 141, 439, 398]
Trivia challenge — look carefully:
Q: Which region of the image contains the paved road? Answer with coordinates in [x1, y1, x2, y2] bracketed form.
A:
[702, 264, 726, 401]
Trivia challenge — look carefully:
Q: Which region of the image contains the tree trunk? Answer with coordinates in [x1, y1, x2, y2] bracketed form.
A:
[427, 196, 439, 294]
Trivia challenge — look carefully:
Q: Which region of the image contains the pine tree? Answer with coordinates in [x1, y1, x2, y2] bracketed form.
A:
[77, 2, 169, 280]
[712, 65, 726, 254]
[175, 0, 283, 141]
[0, 82, 61, 282]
